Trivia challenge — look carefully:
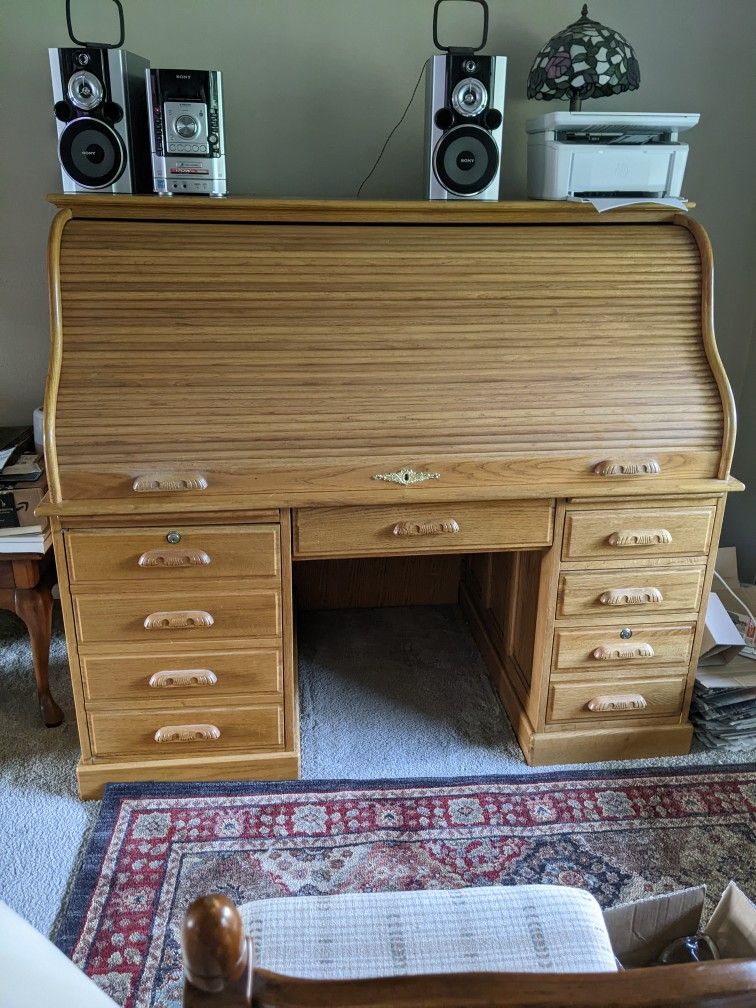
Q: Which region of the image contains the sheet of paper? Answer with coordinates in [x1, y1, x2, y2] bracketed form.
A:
[0, 447, 15, 471]
[568, 196, 689, 213]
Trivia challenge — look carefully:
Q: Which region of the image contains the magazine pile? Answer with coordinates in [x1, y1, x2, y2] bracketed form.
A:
[691, 548, 756, 750]
[0, 428, 50, 554]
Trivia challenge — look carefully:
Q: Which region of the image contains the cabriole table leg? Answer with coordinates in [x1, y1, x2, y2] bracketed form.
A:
[7, 560, 64, 728]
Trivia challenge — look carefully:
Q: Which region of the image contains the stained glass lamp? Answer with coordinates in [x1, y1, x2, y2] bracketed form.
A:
[527, 4, 640, 111]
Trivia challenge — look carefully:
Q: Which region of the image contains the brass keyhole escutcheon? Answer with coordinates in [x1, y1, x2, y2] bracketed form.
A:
[166, 531, 181, 544]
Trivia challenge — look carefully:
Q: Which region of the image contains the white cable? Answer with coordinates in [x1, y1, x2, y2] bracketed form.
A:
[712, 569, 755, 624]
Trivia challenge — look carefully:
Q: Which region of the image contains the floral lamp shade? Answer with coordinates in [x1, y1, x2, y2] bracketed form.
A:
[527, 4, 640, 111]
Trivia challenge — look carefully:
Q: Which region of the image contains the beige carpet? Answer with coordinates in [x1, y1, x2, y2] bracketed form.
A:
[2, 603, 753, 937]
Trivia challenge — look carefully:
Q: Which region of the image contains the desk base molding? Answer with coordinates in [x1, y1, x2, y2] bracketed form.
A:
[76, 750, 300, 801]
[525, 724, 694, 766]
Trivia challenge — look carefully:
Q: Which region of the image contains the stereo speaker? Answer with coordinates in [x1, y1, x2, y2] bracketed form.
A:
[424, 52, 506, 200]
[49, 47, 151, 193]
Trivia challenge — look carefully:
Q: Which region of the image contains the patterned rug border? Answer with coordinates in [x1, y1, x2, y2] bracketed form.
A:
[56, 763, 756, 959]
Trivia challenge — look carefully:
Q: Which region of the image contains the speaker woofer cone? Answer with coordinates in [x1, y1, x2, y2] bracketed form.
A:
[433, 124, 499, 197]
[58, 118, 126, 189]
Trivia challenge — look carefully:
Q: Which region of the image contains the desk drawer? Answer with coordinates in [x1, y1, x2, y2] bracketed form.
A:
[553, 623, 696, 672]
[88, 703, 284, 758]
[556, 567, 706, 620]
[73, 587, 281, 645]
[562, 506, 715, 561]
[547, 677, 686, 724]
[66, 525, 279, 585]
[81, 648, 282, 702]
[293, 499, 553, 558]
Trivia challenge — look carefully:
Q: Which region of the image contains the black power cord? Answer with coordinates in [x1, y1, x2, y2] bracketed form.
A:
[65, 0, 125, 48]
[356, 62, 426, 198]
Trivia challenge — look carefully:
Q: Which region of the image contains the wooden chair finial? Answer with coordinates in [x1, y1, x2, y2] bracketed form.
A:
[183, 894, 250, 999]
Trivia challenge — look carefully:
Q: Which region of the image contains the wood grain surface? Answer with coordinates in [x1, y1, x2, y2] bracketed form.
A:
[80, 647, 282, 703]
[66, 524, 280, 584]
[552, 623, 695, 672]
[72, 587, 281, 645]
[556, 566, 706, 620]
[547, 677, 686, 724]
[562, 505, 715, 560]
[41, 199, 741, 783]
[45, 207, 734, 507]
[293, 500, 553, 558]
[87, 702, 284, 758]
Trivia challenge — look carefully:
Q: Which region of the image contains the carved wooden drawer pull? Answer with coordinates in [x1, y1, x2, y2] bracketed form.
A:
[148, 669, 218, 688]
[154, 723, 221, 743]
[143, 610, 215, 630]
[393, 519, 460, 537]
[599, 588, 664, 606]
[132, 473, 208, 493]
[594, 459, 661, 476]
[608, 529, 672, 547]
[592, 642, 655, 660]
[587, 694, 648, 713]
[138, 548, 211, 568]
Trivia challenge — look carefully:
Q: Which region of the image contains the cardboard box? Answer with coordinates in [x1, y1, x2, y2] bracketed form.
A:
[713, 547, 756, 660]
[705, 882, 756, 959]
[603, 887, 706, 968]
[699, 592, 748, 667]
[603, 883, 756, 968]
[11, 482, 47, 528]
[0, 491, 20, 528]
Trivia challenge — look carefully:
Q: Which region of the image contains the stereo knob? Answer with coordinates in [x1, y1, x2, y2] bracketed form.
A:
[174, 114, 199, 139]
[483, 108, 502, 130]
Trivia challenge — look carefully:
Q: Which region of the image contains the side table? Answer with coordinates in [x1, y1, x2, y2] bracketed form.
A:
[0, 548, 63, 726]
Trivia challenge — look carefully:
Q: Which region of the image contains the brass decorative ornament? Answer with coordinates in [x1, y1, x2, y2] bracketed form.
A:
[372, 467, 441, 485]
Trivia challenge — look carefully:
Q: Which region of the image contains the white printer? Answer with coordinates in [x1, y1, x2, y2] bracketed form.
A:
[526, 112, 699, 200]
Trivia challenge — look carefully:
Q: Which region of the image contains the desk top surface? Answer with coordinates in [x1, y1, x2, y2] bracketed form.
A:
[48, 195, 694, 225]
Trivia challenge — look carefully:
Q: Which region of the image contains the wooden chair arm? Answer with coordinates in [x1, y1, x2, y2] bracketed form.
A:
[182, 894, 756, 1008]
[183, 895, 253, 1008]
[252, 961, 756, 1007]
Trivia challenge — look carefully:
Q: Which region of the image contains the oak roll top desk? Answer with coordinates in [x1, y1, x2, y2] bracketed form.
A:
[41, 196, 741, 799]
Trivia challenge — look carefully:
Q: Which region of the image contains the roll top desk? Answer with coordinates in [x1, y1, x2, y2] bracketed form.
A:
[41, 196, 741, 798]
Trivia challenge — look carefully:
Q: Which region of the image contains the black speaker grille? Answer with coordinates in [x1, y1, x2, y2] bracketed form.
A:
[58, 118, 126, 188]
[433, 124, 499, 196]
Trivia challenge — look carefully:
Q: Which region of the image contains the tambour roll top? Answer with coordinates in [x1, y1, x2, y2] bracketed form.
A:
[44, 197, 735, 512]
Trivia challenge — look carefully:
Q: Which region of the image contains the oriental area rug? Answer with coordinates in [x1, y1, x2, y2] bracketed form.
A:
[56, 766, 756, 1008]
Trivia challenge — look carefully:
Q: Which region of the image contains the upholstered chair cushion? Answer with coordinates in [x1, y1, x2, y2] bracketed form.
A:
[0, 900, 118, 1008]
[239, 884, 618, 979]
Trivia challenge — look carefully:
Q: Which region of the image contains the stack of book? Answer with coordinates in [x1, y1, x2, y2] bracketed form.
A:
[0, 427, 50, 555]
[0, 521, 52, 555]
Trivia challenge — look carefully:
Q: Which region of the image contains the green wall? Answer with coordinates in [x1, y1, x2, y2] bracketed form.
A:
[1, 0, 754, 574]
